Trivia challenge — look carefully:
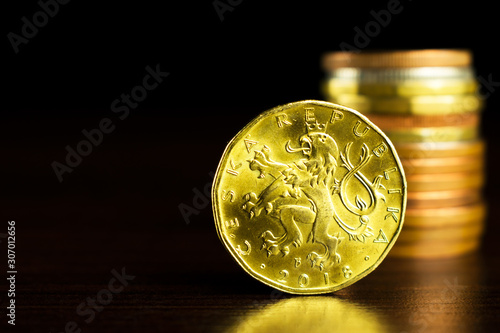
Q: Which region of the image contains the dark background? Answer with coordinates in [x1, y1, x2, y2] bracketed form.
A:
[4, 0, 500, 114]
[2, 0, 500, 332]
[3, 0, 500, 226]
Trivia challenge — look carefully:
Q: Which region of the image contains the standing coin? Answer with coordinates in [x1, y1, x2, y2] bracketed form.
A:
[212, 100, 407, 294]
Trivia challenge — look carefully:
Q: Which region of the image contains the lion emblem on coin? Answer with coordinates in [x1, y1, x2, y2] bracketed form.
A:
[242, 111, 385, 270]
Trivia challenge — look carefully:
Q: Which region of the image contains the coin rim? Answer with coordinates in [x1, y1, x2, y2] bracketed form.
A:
[212, 100, 407, 295]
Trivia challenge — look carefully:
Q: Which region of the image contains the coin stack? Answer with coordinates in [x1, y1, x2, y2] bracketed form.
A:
[321, 49, 486, 259]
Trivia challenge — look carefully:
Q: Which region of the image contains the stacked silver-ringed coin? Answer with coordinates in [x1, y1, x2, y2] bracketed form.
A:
[321, 49, 486, 259]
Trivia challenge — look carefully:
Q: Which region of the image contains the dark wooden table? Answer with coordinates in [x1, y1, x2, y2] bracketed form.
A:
[2, 113, 500, 332]
[3, 225, 500, 333]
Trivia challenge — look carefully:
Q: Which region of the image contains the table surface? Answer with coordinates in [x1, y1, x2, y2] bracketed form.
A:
[2, 226, 500, 333]
[2, 114, 500, 333]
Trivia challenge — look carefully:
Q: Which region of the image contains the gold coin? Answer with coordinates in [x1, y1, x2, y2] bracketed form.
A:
[326, 94, 482, 115]
[212, 100, 407, 294]
[385, 126, 479, 143]
[407, 189, 482, 209]
[403, 202, 486, 228]
[398, 221, 484, 243]
[394, 140, 485, 159]
[389, 239, 480, 259]
[402, 155, 483, 175]
[366, 113, 479, 129]
[322, 79, 478, 97]
[322, 49, 472, 69]
[326, 67, 475, 82]
[407, 172, 484, 192]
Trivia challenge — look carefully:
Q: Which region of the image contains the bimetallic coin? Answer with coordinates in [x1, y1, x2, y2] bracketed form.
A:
[407, 172, 484, 192]
[212, 100, 407, 294]
[394, 140, 485, 159]
[322, 49, 472, 69]
[325, 67, 475, 82]
[385, 126, 478, 143]
[323, 79, 478, 97]
[327, 94, 482, 115]
[407, 189, 482, 209]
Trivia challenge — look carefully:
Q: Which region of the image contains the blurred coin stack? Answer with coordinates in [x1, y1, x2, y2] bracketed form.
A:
[321, 49, 486, 259]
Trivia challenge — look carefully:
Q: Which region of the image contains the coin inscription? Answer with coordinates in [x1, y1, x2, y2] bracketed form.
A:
[212, 100, 406, 294]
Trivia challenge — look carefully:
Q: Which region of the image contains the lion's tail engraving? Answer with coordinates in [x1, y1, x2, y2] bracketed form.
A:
[337, 142, 385, 216]
[333, 211, 374, 243]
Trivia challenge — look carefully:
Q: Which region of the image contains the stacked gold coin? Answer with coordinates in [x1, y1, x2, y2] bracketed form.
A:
[321, 49, 486, 259]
